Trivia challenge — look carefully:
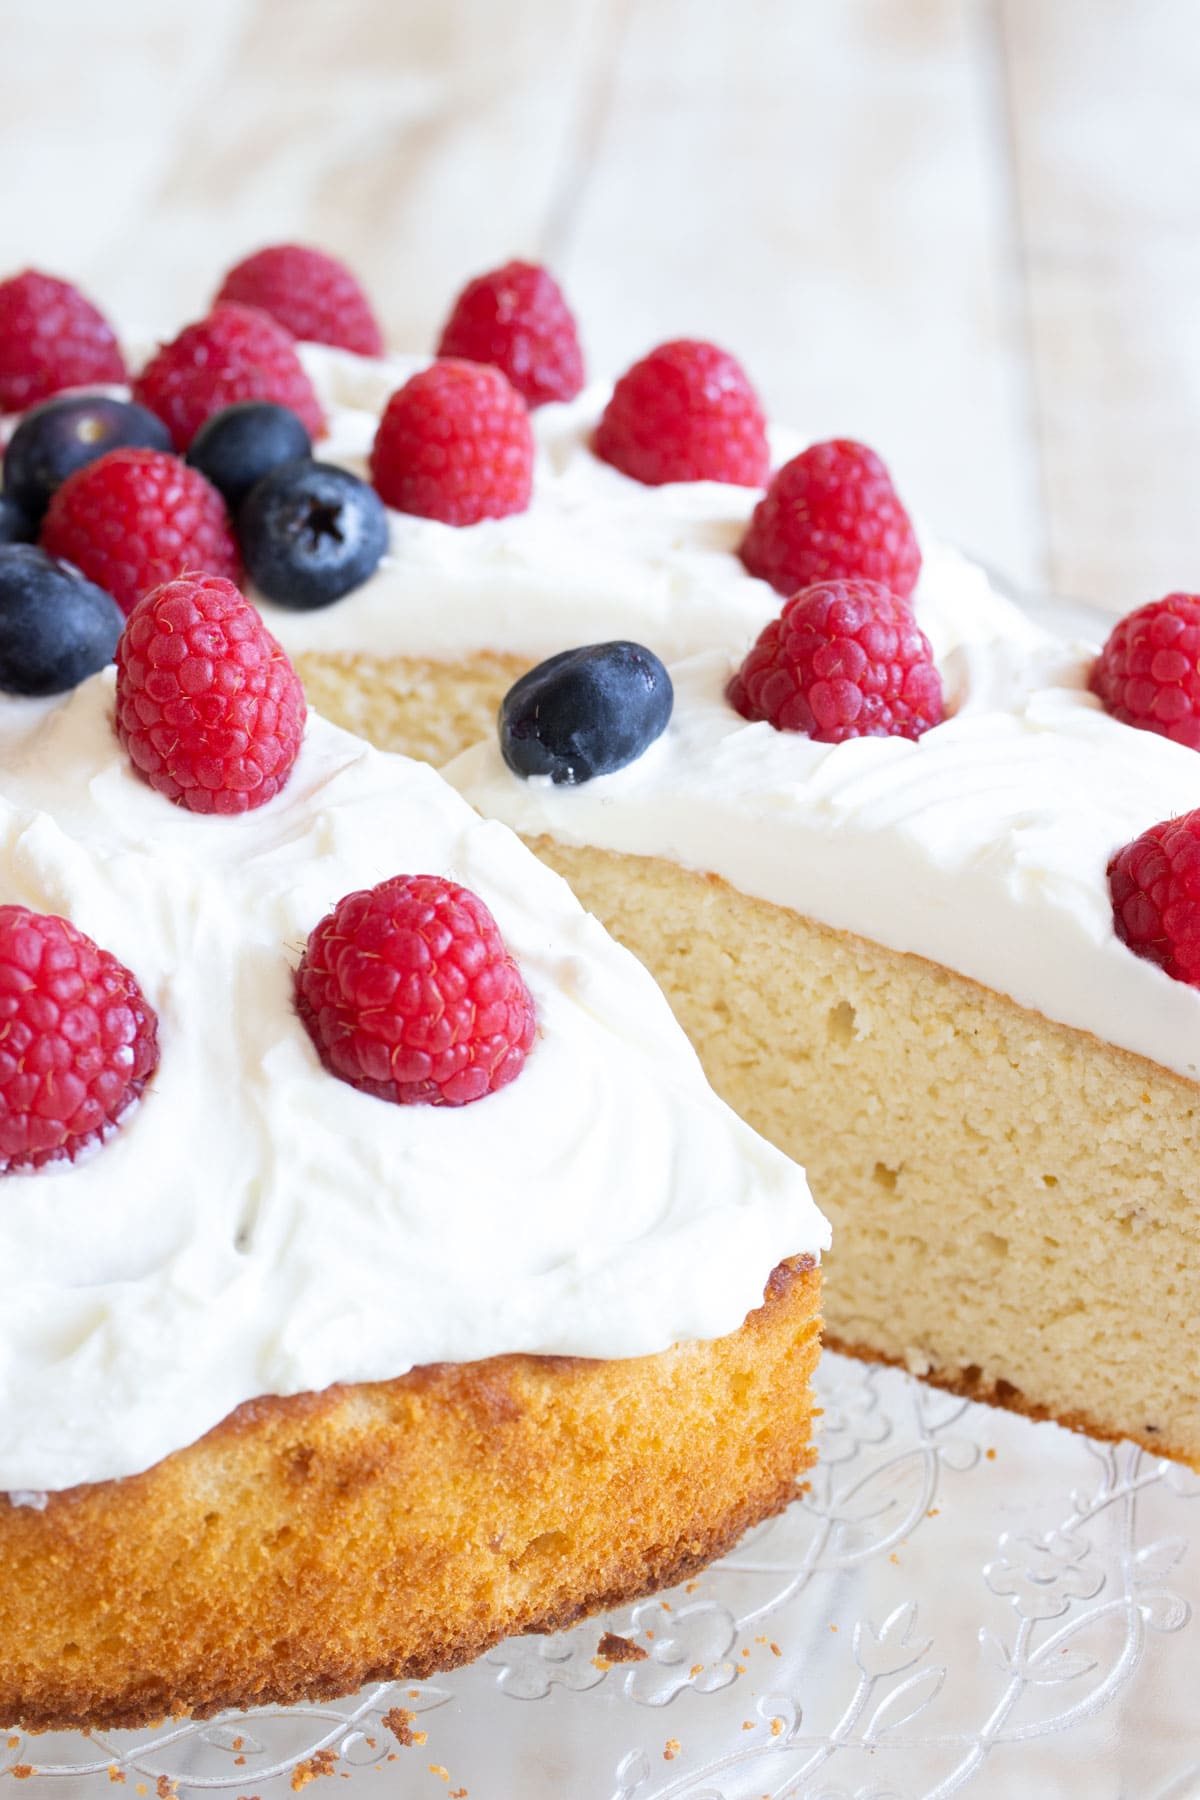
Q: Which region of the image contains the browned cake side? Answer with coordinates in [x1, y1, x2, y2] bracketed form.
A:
[526, 838, 1200, 1468]
[294, 649, 527, 767]
[0, 1259, 821, 1733]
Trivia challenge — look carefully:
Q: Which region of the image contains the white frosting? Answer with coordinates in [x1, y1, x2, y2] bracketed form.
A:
[0, 674, 826, 1493]
[447, 592, 1200, 1088]
[244, 344, 979, 667]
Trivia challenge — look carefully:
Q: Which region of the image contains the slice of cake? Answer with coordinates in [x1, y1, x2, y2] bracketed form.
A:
[446, 575, 1200, 1470]
[0, 570, 828, 1732]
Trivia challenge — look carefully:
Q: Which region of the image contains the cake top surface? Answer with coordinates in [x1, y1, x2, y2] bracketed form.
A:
[0, 673, 826, 1493]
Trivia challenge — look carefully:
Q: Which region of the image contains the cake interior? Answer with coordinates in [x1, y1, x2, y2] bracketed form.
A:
[523, 836, 1200, 1468]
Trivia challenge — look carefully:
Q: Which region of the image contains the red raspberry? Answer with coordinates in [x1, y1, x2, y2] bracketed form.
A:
[1089, 593, 1200, 750]
[295, 874, 536, 1106]
[0, 906, 158, 1173]
[215, 244, 384, 358]
[131, 304, 325, 451]
[40, 447, 239, 616]
[437, 260, 584, 408]
[728, 578, 942, 742]
[369, 360, 533, 526]
[115, 574, 306, 815]
[1108, 810, 1200, 985]
[740, 439, 921, 600]
[594, 339, 769, 488]
[0, 269, 126, 415]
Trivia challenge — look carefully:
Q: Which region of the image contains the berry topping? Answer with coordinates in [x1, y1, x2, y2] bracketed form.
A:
[5, 394, 172, 522]
[740, 439, 921, 600]
[436, 260, 584, 408]
[216, 245, 384, 358]
[0, 270, 126, 414]
[370, 359, 534, 526]
[1089, 593, 1200, 751]
[132, 304, 325, 451]
[500, 642, 674, 783]
[185, 401, 313, 510]
[0, 495, 33, 544]
[593, 339, 769, 488]
[115, 574, 306, 815]
[40, 447, 240, 616]
[238, 459, 388, 610]
[0, 545, 123, 695]
[1108, 810, 1200, 985]
[728, 578, 943, 742]
[295, 874, 536, 1107]
[0, 906, 159, 1173]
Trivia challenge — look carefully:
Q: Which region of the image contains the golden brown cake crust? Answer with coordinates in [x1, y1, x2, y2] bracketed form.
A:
[0, 1260, 820, 1733]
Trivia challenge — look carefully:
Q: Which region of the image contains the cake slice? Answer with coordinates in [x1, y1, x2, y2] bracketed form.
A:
[0, 649, 827, 1731]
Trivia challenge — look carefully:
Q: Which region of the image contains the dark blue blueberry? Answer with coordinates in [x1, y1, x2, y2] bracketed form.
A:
[3, 395, 172, 521]
[186, 402, 313, 510]
[0, 545, 124, 696]
[237, 459, 388, 610]
[499, 642, 674, 784]
[0, 494, 34, 544]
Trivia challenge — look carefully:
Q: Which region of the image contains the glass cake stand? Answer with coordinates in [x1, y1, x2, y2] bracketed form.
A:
[10, 595, 1198, 1800]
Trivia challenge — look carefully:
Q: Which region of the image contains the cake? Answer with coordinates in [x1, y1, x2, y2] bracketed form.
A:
[102, 252, 1191, 1474]
[0, 587, 827, 1729]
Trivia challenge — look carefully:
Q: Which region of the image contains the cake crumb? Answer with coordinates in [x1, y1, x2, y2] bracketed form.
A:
[645, 1629, 654, 1640]
[7, 1737, 19, 1750]
[742, 1720, 754, 1731]
[660, 1600, 672, 1612]
[137, 1788, 148, 1798]
[290, 1748, 338, 1789]
[663, 1738, 680, 1761]
[108, 1770, 127, 1785]
[597, 1631, 648, 1664]
[408, 1688, 420, 1698]
[428, 1767, 449, 1783]
[156, 1781, 177, 1800]
[450, 1790, 468, 1799]
[364, 1737, 375, 1750]
[769, 1642, 781, 1657]
[755, 1635, 767, 1644]
[382, 1707, 425, 1747]
[889, 1552, 900, 1564]
[689, 1663, 704, 1679]
[685, 1581, 699, 1593]
[234, 1756, 246, 1766]
[770, 1717, 785, 1738]
[11, 1769, 33, 1782]
[232, 1737, 244, 1752]
[986, 1447, 997, 1460]
[927, 1507, 940, 1517]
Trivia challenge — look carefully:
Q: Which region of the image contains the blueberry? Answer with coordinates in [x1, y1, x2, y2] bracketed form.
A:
[237, 459, 388, 610]
[0, 494, 33, 544]
[3, 395, 172, 521]
[499, 642, 674, 783]
[0, 545, 124, 696]
[186, 402, 313, 509]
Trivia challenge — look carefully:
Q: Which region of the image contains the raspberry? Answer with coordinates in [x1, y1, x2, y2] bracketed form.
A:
[114, 574, 306, 815]
[594, 339, 769, 488]
[0, 270, 126, 414]
[132, 304, 325, 451]
[436, 260, 584, 408]
[215, 245, 384, 358]
[295, 874, 536, 1106]
[1108, 810, 1200, 985]
[40, 447, 240, 616]
[740, 439, 921, 600]
[727, 578, 943, 742]
[1089, 593, 1200, 750]
[0, 906, 158, 1172]
[369, 360, 533, 526]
